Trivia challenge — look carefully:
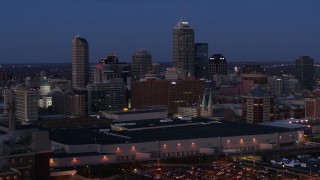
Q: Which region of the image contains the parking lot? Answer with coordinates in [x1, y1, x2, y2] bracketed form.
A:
[129, 161, 305, 180]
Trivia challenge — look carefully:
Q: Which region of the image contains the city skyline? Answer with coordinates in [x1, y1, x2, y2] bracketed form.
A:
[0, 0, 320, 63]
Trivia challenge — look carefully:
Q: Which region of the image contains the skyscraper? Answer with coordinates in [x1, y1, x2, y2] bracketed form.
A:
[72, 36, 89, 89]
[15, 89, 39, 123]
[92, 53, 129, 83]
[207, 54, 227, 80]
[131, 50, 152, 81]
[242, 86, 274, 124]
[195, 43, 208, 79]
[173, 18, 195, 78]
[295, 56, 314, 91]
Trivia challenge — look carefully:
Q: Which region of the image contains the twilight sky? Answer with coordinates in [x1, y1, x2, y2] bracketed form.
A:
[0, 0, 319, 63]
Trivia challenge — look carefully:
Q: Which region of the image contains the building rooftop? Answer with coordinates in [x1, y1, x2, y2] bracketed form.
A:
[50, 118, 293, 145]
[106, 109, 167, 115]
[174, 20, 193, 30]
[247, 86, 270, 97]
[260, 119, 308, 129]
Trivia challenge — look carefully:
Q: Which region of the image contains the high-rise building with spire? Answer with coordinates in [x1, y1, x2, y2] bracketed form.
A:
[173, 17, 195, 78]
[72, 36, 89, 89]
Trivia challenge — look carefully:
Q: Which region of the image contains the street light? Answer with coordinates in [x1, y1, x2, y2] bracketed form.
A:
[86, 165, 91, 179]
[122, 169, 127, 180]
[282, 164, 285, 180]
[310, 164, 317, 175]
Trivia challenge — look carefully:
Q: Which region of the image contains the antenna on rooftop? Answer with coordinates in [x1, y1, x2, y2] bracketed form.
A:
[184, 8, 187, 21]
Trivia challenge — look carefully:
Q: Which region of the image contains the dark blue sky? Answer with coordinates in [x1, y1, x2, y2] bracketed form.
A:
[0, 0, 319, 63]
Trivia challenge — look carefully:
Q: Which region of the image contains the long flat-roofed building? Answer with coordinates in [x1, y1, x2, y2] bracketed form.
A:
[49, 118, 305, 167]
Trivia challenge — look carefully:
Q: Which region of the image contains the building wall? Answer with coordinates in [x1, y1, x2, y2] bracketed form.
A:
[131, 80, 169, 109]
[73, 94, 87, 117]
[102, 111, 168, 122]
[87, 83, 126, 113]
[305, 98, 320, 120]
[242, 74, 268, 85]
[220, 85, 240, 97]
[50, 130, 303, 167]
[177, 107, 198, 117]
[50, 154, 117, 167]
[51, 91, 73, 115]
[242, 96, 274, 124]
[240, 80, 255, 96]
[15, 89, 38, 123]
[168, 80, 204, 114]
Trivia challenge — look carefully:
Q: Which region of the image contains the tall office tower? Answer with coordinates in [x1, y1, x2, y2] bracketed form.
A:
[207, 54, 227, 80]
[87, 82, 126, 114]
[72, 36, 89, 89]
[131, 50, 152, 81]
[195, 43, 208, 79]
[295, 56, 314, 91]
[15, 89, 38, 123]
[173, 18, 195, 78]
[242, 86, 274, 124]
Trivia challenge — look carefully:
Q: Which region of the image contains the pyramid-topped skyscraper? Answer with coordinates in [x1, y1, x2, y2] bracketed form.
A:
[173, 17, 195, 78]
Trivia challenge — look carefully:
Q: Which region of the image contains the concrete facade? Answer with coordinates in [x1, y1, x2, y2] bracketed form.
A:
[50, 130, 304, 167]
